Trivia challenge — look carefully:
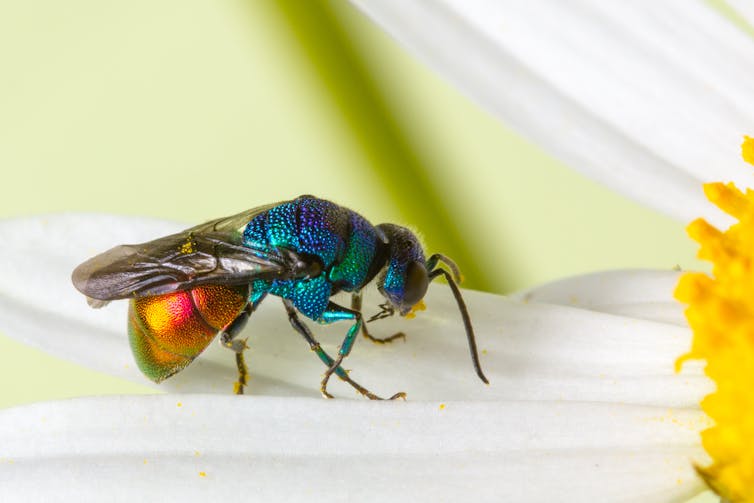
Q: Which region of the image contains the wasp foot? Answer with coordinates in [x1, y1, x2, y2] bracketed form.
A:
[363, 330, 406, 345]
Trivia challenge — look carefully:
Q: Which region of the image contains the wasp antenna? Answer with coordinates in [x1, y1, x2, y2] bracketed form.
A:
[429, 268, 489, 384]
[427, 254, 462, 284]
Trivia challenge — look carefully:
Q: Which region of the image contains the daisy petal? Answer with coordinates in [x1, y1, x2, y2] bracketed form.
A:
[350, 0, 754, 226]
[729, 0, 754, 27]
[0, 394, 707, 502]
[511, 269, 686, 326]
[0, 215, 709, 408]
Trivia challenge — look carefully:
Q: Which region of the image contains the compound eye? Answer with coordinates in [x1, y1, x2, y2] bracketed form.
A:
[403, 261, 429, 307]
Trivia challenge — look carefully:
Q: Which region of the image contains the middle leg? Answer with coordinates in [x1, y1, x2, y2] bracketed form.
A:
[319, 301, 405, 400]
[283, 299, 405, 400]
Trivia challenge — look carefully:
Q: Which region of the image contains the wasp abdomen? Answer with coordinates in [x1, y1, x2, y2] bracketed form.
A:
[128, 284, 249, 383]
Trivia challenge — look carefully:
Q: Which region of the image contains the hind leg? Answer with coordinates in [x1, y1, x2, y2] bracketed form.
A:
[218, 292, 267, 395]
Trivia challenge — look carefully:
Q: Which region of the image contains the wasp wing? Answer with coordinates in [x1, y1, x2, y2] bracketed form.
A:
[72, 203, 293, 301]
[182, 202, 281, 236]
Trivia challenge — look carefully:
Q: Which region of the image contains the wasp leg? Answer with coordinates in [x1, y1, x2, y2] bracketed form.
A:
[232, 351, 249, 396]
[351, 292, 406, 345]
[219, 305, 252, 395]
[282, 300, 405, 400]
[319, 301, 406, 400]
[219, 292, 267, 395]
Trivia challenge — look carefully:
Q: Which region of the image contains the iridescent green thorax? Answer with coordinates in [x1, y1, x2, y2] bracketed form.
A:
[242, 196, 383, 320]
[329, 212, 383, 291]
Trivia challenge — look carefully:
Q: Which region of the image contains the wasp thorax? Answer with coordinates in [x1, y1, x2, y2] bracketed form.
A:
[375, 224, 428, 316]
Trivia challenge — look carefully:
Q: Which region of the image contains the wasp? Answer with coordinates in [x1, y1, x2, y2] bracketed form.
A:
[72, 195, 488, 399]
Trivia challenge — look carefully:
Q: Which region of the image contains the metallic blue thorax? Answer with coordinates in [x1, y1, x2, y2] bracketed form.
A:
[242, 196, 384, 321]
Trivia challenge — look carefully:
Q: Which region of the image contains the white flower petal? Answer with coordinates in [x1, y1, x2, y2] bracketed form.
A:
[729, 0, 754, 27]
[511, 269, 686, 326]
[0, 214, 184, 385]
[0, 394, 707, 502]
[0, 214, 709, 408]
[350, 0, 754, 226]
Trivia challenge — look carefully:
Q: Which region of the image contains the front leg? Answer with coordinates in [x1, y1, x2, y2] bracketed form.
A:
[351, 291, 406, 345]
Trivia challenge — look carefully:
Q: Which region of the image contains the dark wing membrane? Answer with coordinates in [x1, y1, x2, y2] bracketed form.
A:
[183, 202, 282, 238]
[72, 203, 294, 301]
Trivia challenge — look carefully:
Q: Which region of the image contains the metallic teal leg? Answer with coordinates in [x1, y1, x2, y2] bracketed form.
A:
[319, 301, 406, 400]
[283, 300, 405, 400]
[319, 301, 361, 356]
[283, 300, 348, 379]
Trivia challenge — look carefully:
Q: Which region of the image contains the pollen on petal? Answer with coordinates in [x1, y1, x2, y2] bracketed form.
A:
[676, 136, 754, 502]
[405, 299, 427, 319]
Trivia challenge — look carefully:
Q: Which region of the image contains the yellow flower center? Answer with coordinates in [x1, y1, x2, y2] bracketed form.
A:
[675, 136, 754, 502]
[743, 135, 754, 166]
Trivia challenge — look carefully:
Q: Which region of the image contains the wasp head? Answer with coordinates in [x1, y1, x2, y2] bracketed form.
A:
[375, 223, 429, 316]
[373, 222, 489, 384]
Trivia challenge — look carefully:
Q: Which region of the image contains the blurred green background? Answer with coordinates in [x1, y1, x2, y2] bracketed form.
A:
[0, 2, 703, 407]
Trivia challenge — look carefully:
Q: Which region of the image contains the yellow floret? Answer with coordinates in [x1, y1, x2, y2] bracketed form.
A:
[675, 136, 754, 502]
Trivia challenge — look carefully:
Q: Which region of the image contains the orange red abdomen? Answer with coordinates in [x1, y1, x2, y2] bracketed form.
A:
[128, 284, 249, 382]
